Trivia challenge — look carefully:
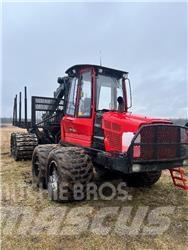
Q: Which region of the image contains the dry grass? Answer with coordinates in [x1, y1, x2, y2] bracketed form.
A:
[0, 125, 188, 250]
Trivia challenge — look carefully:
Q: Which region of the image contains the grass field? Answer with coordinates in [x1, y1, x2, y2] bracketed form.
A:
[1, 125, 188, 250]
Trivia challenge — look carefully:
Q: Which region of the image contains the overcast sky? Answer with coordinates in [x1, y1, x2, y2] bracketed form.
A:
[1, 1, 188, 119]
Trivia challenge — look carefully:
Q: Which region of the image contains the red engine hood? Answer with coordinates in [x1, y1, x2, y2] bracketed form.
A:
[102, 112, 172, 133]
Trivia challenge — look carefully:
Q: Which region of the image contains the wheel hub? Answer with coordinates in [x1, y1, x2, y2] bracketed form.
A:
[49, 168, 58, 191]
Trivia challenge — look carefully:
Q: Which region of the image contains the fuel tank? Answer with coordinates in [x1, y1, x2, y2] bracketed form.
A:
[102, 111, 172, 152]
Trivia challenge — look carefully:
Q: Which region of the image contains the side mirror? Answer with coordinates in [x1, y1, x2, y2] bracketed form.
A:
[125, 78, 132, 109]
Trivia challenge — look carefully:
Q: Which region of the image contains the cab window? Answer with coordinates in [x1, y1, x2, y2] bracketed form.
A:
[96, 74, 124, 111]
[66, 77, 78, 116]
[78, 71, 92, 117]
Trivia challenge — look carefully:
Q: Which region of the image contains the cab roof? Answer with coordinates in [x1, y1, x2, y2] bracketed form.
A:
[65, 64, 128, 78]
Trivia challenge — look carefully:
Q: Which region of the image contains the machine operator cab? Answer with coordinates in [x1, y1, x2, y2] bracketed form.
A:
[61, 64, 131, 149]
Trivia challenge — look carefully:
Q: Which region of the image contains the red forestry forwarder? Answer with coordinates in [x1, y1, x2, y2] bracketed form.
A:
[11, 64, 188, 202]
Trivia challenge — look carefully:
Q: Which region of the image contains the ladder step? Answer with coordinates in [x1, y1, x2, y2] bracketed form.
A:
[172, 176, 187, 182]
[171, 168, 185, 174]
[169, 167, 188, 192]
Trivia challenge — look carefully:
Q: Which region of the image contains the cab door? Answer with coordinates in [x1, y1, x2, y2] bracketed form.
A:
[61, 77, 78, 144]
[62, 69, 94, 147]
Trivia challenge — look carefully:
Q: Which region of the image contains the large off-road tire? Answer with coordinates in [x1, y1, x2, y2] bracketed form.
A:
[10, 132, 38, 161]
[47, 147, 94, 202]
[32, 144, 58, 188]
[124, 171, 162, 187]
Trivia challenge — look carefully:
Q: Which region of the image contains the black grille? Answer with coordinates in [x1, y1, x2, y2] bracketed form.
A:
[131, 125, 188, 163]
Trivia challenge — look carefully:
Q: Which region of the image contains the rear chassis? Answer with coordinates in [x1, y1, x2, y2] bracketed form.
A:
[90, 124, 188, 174]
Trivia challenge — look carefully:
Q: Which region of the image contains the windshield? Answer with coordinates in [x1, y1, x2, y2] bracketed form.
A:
[96, 74, 125, 112]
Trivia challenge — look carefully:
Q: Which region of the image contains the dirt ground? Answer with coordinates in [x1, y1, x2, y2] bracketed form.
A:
[0, 125, 188, 250]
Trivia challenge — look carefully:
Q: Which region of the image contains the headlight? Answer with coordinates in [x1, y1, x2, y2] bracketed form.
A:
[183, 159, 188, 166]
[122, 132, 135, 152]
[132, 164, 141, 172]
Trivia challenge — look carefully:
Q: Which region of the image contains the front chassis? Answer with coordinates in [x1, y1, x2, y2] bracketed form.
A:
[89, 124, 188, 174]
